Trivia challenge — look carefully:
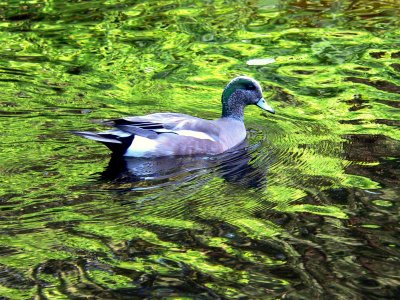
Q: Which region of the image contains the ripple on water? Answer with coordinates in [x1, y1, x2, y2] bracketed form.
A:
[0, 0, 399, 298]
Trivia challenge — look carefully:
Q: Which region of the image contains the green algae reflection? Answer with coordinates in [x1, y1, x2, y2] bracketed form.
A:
[0, 0, 399, 298]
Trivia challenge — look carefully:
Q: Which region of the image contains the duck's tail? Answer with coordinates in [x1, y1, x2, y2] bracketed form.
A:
[73, 131, 135, 155]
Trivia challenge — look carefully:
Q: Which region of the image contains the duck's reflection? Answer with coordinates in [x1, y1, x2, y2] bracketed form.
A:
[101, 143, 267, 189]
[218, 149, 266, 188]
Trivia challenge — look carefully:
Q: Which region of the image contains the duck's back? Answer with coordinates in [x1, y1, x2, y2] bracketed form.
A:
[123, 115, 246, 157]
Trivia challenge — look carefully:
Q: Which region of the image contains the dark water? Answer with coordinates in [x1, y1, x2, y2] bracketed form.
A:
[0, 0, 399, 299]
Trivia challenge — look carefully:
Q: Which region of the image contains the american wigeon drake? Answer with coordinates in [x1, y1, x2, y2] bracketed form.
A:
[74, 76, 275, 157]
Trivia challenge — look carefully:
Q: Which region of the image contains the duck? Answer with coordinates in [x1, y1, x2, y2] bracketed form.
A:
[74, 76, 275, 157]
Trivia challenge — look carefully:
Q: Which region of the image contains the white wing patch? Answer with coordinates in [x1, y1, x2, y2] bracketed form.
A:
[152, 129, 216, 141]
[175, 130, 216, 141]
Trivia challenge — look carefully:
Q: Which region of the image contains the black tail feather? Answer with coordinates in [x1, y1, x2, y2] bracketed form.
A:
[73, 131, 135, 155]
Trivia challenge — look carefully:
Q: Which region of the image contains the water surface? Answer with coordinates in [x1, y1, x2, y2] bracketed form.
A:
[0, 0, 399, 299]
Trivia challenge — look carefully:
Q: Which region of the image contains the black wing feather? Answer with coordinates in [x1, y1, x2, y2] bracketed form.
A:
[112, 119, 165, 130]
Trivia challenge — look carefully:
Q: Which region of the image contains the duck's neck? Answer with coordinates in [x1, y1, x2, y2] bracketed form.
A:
[221, 92, 246, 121]
[222, 105, 245, 121]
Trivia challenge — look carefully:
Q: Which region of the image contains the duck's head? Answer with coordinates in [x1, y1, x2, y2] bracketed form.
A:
[221, 76, 275, 120]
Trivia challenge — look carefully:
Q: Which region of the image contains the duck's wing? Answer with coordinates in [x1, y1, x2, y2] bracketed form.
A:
[107, 113, 221, 141]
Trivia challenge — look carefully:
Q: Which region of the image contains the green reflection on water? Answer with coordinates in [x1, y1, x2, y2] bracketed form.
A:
[0, 0, 399, 298]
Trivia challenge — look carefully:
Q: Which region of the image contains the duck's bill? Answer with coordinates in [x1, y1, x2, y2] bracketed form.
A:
[256, 98, 275, 114]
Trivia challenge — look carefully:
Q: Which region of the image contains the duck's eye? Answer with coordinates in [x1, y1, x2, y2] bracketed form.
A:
[245, 83, 256, 90]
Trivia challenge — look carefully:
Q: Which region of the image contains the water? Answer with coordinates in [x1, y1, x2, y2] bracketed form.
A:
[0, 0, 399, 298]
